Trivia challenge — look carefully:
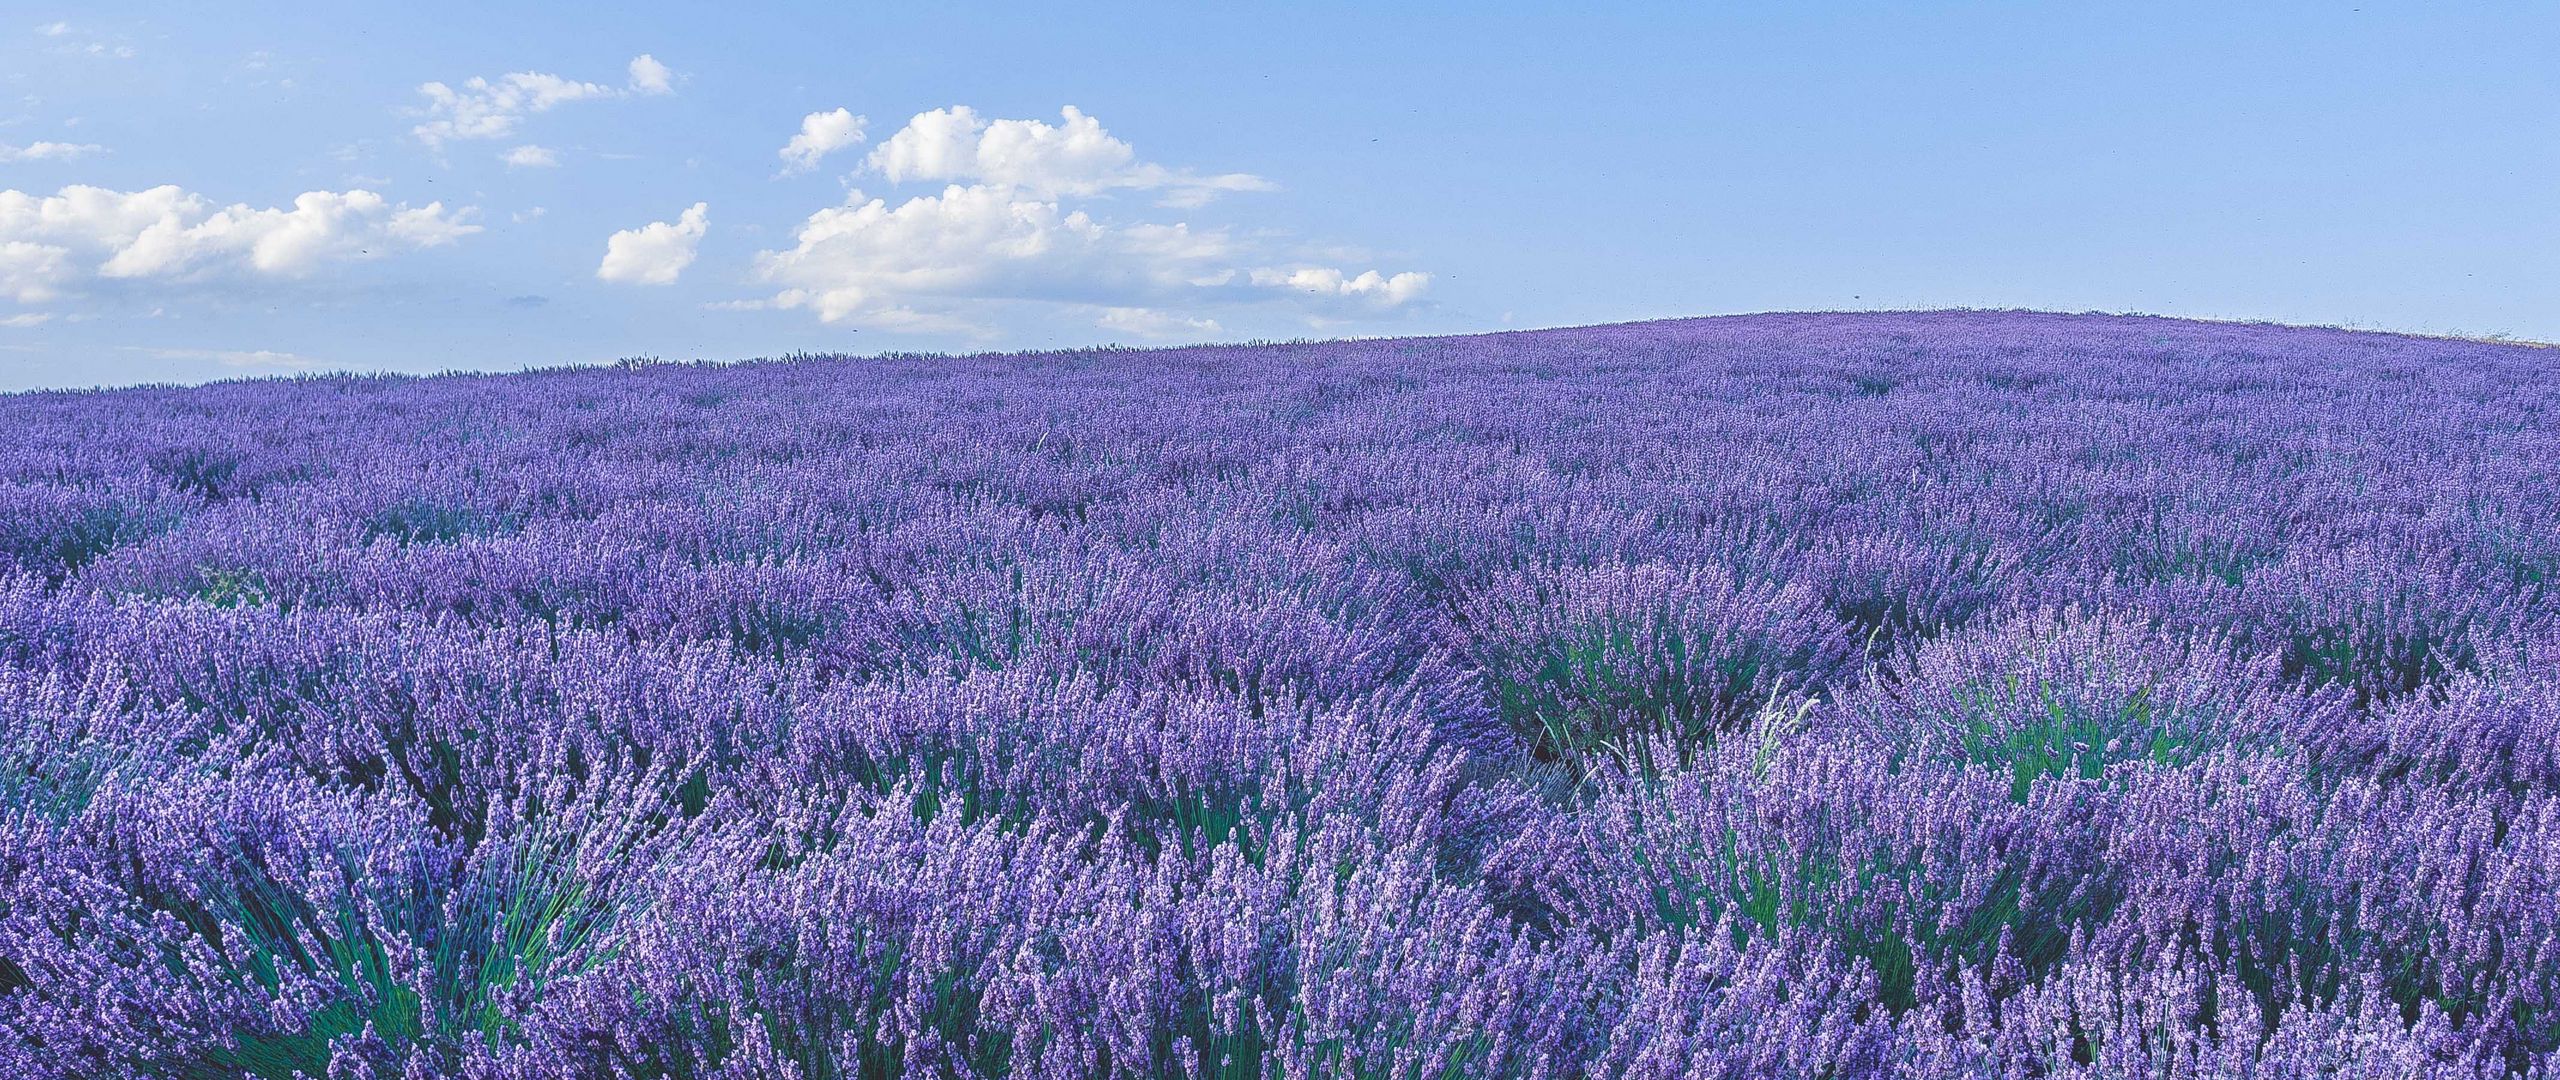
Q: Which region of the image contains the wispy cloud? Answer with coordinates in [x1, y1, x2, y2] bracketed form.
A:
[1098, 306, 1222, 339]
[0, 141, 105, 162]
[34, 21, 132, 60]
[410, 55, 675, 150]
[128, 345, 325, 370]
[502, 144, 560, 169]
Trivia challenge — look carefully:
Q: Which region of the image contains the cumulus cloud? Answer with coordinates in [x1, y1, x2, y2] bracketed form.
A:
[411, 55, 674, 149]
[627, 54, 674, 96]
[867, 106, 1273, 206]
[0, 242, 74, 304]
[745, 105, 1423, 334]
[0, 141, 106, 162]
[755, 185, 1194, 323]
[1250, 266, 1431, 306]
[752, 183, 1420, 329]
[0, 184, 478, 304]
[779, 108, 866, 175]
[597, 202, 707, 285]
[502, 144, 559, 169]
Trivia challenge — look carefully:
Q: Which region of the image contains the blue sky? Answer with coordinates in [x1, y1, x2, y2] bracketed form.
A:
[1, 2, 2553, 390]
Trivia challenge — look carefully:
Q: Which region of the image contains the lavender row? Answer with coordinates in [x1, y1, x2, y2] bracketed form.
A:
[4, 311, 2559, 1076]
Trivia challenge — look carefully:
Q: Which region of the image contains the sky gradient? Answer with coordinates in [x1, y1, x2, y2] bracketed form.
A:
[2, 2, 2553, 390]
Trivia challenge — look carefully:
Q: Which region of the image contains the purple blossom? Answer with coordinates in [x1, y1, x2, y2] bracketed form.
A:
[2, 311, 2558, 1075]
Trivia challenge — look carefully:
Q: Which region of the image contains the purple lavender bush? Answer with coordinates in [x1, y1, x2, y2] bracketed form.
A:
[4, 310, 2559, 1077]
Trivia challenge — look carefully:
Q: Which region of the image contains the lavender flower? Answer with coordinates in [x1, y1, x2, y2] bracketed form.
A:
[3, 311, 2558, 1075]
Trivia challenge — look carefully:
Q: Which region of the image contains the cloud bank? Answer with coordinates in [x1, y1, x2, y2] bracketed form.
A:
[0, 185, 477, 306]
[750, 105, 1424, 335]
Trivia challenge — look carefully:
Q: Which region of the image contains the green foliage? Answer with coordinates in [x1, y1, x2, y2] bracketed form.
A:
[1470, 565, 1855, 771]
[141, 772, 684, 1075]
[1949, 678, 2216, 802]
[33, 503, 140, 580]
[192, 566, 271, 609]
[2281, 620, 2473, 711]
[364, 498, 507, 546]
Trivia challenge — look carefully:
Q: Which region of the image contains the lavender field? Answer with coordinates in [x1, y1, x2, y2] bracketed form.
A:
[5, 310, 2560, 1078]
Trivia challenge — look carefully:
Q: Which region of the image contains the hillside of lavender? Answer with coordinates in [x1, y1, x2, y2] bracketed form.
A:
[5, 310, 2559, 1078]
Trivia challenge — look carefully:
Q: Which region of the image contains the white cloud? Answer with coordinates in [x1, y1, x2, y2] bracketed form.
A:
[779, 108, 866, 175]
[411, 55, 673, 149]
[597, 202, 707, 285]
[1098, 306, 1221, 339]
[512, 206, 548, 224]
[0, 312, 50, 327]
[0, 141, 104, 162]
[0, 184, 478, 304]
[747, 104, 1421, 334]
[752, 183, 1420, 329]
[502, 144, 560, 169]
[1250, 266, 1431, 306]
[0, 241, 73, 303]
[413, 73, 611, 148]
[215, 349, 319, 369]
[627, 54, 674, 96]
[32, 22, 128, 57]
[756, 185, 1169, 323]
[134, 346, 323, 370]
[866, 105, 1273, 205]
